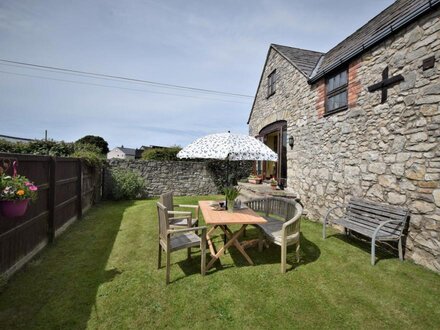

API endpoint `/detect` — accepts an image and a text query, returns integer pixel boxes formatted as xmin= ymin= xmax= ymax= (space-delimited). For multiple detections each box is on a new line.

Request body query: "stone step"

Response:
xmin=238 ymin=182 xmax=299 ymax=202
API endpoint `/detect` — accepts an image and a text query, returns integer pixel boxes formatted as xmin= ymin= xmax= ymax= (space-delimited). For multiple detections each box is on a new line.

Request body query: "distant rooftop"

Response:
xmin=0 ymin=134 xmax=34 ymax=143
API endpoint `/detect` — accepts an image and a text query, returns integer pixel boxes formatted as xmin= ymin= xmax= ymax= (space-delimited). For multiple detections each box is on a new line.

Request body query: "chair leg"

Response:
xmin=157 ymin=243 xmax=162 ymax=269
xmin=201 ymin=240 xmax=206 ymax=276
xmin=166 ymin=249 xmax=171 ymax=285
xmin=296 ymin=243 xmax=300 ymax=263
xmin=398 ymin=238 xmax=403 ymax=261
xmin=258 ymin=230 xmax=264 ymax=252
xmin=187 ymin=247 xmax=192 ymax=260
xmin=281 ymin=243 xmax=287 ymax=273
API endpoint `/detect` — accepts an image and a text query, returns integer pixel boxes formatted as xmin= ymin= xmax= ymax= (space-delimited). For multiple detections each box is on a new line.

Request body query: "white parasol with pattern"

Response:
xmin=177 ymin=132 xmax=278 ymax=161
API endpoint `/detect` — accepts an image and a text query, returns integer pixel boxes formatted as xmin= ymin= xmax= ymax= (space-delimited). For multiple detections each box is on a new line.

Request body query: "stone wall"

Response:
xmin=103 ymin=159 xmax=252 ymax=198
xmin=249 ymin=9 xmax=440 ymax=271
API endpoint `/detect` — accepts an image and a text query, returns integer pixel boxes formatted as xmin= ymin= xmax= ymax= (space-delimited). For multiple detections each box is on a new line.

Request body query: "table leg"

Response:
xmin=206 ymin=225 xmax=218 ymax=258
xmin=206 ymin=226 xmax=247 ymax=270
xmin=224 ymin=225 xmax=254 ymax=266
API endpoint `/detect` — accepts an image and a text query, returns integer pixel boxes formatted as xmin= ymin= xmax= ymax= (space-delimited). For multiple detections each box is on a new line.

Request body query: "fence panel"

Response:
xmin=0 ymin=153 xmax=101 ymax=276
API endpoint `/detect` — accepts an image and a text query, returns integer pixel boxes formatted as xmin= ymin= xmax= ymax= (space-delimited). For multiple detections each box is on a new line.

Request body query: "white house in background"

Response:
xmin=107 ymin=146 xmax=140 ymax=160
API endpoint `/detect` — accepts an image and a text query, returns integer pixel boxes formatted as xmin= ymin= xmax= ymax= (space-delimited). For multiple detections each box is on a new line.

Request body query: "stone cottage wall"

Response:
xmin=250 ymin=9 xmax=440 ymax=271
xmin=103 ymin=159 xmax=252 ymax=198
xmin=293 ymin=10 xmax=440 ymax=272
xmin=248 ymin=48 xmax=311 ymax=135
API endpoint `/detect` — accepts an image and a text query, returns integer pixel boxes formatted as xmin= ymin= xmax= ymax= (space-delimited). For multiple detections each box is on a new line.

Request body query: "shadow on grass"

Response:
xmin=0 ymin=201 xmax=133 ymax=329
xmin=327 ymin=232 xmax=398 ymax=264
xmin=200 ymin=226 xmax=321 ymax=273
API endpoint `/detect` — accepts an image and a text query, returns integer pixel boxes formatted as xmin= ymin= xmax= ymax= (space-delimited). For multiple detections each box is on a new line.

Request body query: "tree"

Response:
xmin=75 ymin=135 xmax=109 ymax=154
xmin=141 ymin=146 xmax=182 ymax=161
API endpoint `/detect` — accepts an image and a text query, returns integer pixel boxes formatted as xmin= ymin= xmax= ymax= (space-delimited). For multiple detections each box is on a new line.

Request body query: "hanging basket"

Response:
xmin=0 ymin=199 xmax=30 ymax=218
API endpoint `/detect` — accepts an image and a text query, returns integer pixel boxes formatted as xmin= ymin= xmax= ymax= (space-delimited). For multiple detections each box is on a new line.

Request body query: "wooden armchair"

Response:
xmin=159 ymin=192 xmax=199 ymax=228
xmin=157 ymin=202 xmax=206 ymax=284
xmin=245 ymin=197 xmax=303 ymax=273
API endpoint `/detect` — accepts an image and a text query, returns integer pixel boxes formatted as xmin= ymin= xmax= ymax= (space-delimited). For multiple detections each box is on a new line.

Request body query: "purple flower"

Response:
xmin=29 ymin=185 xmax=38 ymax=191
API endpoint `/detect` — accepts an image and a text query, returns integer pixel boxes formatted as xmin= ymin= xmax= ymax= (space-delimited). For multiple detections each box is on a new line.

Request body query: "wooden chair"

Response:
xmin=156 ymin=202 xmax=206 ymax=284
xmin=245 ymin=197 xmax=303 ymax=273
xmin=159 ymin=192 xmax=199 ymax=229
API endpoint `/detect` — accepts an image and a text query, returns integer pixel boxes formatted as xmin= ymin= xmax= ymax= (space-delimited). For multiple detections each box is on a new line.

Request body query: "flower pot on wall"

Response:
xmin=0 ymin=199 xmax=30 ymax=218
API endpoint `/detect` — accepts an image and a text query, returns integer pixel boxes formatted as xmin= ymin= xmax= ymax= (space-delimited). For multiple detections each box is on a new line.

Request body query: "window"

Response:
xmin=267 ymin=70 xmax=277 ymax=97
xmin=325 ymin=69 xmax=348 ymax=115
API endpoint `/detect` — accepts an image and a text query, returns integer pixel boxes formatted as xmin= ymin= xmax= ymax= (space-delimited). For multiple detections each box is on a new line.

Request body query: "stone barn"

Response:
xmin=248 ymin=0 xmax=440 ymax=271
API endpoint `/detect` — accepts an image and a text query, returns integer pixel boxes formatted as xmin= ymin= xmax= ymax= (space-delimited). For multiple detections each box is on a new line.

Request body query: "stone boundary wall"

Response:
xmin=103 ymin=159 xmax=252 ymax=198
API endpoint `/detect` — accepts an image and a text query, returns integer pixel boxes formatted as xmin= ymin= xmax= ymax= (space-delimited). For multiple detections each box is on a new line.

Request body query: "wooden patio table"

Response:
xmin=198 ymin=200 xmax=267 ymax=270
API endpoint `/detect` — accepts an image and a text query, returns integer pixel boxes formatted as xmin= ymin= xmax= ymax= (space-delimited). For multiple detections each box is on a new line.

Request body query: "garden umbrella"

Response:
xmin=177 ymin=132 xmax=278 ymax=162
xmin=177 ymin=132 xmax=277 ymax=190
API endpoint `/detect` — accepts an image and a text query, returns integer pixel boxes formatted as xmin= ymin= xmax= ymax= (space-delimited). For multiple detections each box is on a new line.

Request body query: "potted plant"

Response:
xmin=223 ymin=186 xmax=241 ymax=213
xmin=0 ymin=174 xmax=38 ymax=218
xmin=248 ymin=174 xmax=262 ymax=184
xmin=270 ymin=178 xmax=278 ymax=190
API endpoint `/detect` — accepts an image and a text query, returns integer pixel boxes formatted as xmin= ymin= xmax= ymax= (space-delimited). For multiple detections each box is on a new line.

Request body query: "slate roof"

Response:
xmin=119 ymin=147 xmax=137 ymax=156
xmin=248 ymin=0 xmax=439 ymax=124
xmin=309 ymin=0 xmax=440 ymax=82
xmin=271 ymin=44 xmax=323 ymax=77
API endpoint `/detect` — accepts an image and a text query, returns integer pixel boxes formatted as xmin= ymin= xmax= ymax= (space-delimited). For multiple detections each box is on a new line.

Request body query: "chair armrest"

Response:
xmin=372 ymin=219 xmax=405 ymax=240
xmin=174 ymin=205 xmax=199 ymax=220
xmin=323 ymin=204 xmax=345 ymax=239
xmin=175 ymin=204 xmax=199 ymax=209
xmin=324 ymin=205 xmax=346 ymax=225
xmin=168 ymin=210 xmax=192 ymax=216
xmin=282 ymin=211 xmax=302 ymax=231
xmin=168 ymin=226 xmax=207 ymax=235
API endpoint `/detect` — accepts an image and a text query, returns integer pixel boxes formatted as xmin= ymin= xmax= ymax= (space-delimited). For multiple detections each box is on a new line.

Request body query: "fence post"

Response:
xmin=77 ymin=159 xmax=83 ymax=219
xmin=48 ymin=157 xmax=57 ymax=243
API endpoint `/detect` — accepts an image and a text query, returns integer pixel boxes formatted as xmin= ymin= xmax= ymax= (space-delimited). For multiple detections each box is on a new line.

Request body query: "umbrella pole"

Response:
xmin=225 ymin=156 xmax=230 ymax=209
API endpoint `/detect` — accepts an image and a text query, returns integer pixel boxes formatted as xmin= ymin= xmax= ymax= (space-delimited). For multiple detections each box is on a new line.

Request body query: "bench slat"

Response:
xmin=335 ymin=218 xmax=400 ymax=239
xmin=346 ymin=208 xmax=405 ymax=231
xmin=350 ymin=198 xmax=407 ymax=216
xmin=348 ymin=204 xmax=406 ymax=221
xmin=344 ymin=216 xmax=402 ymax=236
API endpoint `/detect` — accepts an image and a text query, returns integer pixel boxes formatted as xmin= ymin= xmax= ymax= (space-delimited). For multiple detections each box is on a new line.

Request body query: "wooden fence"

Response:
xmin=0 ymin=153 xmax=101 ymax=277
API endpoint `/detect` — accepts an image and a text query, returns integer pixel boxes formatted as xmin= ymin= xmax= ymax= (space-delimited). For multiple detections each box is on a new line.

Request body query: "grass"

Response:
xmin=0 ymin=196 xmax=439 ymax=329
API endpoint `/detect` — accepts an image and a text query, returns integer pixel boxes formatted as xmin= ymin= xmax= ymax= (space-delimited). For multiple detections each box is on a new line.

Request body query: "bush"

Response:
xmin=72 ymin=143 xmax=105 ymax=167
xmin=0 ymin=139 xmax=74 ymax=156
xmin=110 ymin=168 xmax=145 ymax=200
xmin=141 ymin=147 xmax=181 ymax=161
xmin=75 ymin=135 xmax=109 ymax=154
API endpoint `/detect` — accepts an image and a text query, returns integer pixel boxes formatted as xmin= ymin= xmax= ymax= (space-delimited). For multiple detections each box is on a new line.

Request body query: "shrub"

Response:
xmin=110 ymin=169 xmax=145 ymax=200
xmin=75 ymin=135 xmax=109 ymax=154
xmin=141 ymin=146 xmax=181 ymax=161
xmin=72 ymin=143 xmax=105 ymax=167
xmin=0 ymin=139 xmax=74 ymax=156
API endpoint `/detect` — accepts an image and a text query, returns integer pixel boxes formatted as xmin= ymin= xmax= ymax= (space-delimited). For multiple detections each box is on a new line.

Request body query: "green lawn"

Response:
xmin=0 ymin=196 xmax=439 ymax=329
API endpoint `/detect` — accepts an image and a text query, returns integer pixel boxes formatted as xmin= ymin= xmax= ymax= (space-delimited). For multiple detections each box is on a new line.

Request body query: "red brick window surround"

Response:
xmin=267 ymin=69 xmax=277 ymax=98
xmin=325 ymin=69 xmax=348 ymax=116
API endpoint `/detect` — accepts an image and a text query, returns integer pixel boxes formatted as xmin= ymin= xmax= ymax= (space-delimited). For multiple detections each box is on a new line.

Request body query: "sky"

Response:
xmin=0 ymin=0 xmax=394 ymax=149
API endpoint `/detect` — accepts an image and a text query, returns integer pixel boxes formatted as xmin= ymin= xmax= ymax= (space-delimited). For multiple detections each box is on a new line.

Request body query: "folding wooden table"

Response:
xmin=198 ymin=200 xmax=267 ymax=270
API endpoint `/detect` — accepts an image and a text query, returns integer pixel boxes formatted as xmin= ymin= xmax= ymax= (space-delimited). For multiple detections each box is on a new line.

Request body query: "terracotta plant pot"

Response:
xmin=0 ymin=199 xmax=30 ymax=218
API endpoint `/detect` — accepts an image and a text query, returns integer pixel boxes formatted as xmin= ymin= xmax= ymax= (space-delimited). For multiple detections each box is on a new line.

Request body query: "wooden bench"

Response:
xmin=245 ymin=197 xmax=303 ymax=273
xmin=323 ymin=198 xmax=409 ymax=265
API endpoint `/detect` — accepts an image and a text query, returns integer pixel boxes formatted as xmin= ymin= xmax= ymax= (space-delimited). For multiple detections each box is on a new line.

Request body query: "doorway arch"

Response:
xmin=256 ymin=120 xmax=287 ymax=185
